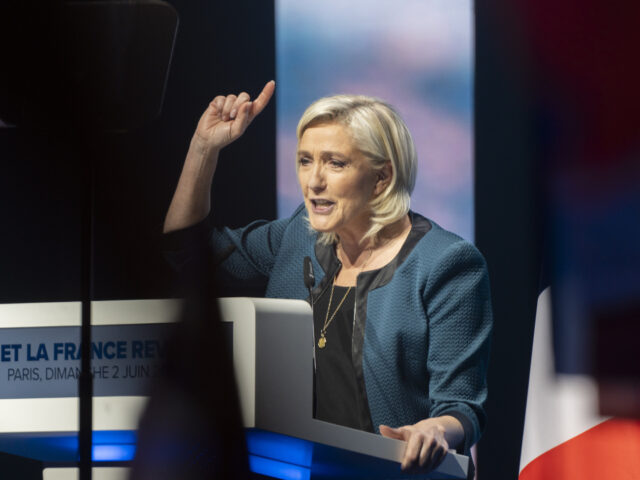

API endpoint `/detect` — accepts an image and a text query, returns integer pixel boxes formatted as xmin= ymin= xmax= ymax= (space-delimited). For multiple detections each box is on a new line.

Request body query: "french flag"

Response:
xmin=518 ymin=287 xmax=640 ymax=479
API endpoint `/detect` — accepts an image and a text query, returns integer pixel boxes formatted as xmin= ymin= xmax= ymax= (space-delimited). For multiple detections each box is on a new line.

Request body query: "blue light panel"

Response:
xmin=92 ymin=444 xmax=136 ymax=462
xmin=0 ymin=431 xmax=137 ymax=462
xmin=249 ymin=455 xmax=310 ymax=480
xmin=246 ymin=430 xmax=313 ymax=467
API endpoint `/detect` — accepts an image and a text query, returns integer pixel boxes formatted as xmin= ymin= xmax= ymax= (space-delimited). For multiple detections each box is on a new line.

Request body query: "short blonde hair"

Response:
xmin=296 ymin=95 xmax=417 ymax=245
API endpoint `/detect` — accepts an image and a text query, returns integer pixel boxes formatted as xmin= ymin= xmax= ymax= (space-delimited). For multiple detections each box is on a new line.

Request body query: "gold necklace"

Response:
xmin=317 ymin=247 xmax=373 ymax=349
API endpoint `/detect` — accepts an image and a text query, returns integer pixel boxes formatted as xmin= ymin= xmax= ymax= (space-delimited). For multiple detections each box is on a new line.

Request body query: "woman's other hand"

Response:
xmin=193 ymin=80 xmax=275 ymax=153
xmin=379 ymin=415 xmax=463 ymax=473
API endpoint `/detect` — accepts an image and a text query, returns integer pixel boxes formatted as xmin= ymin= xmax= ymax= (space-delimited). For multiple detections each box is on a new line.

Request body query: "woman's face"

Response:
xmin=297 ymin=123 xmax=381 ymax=241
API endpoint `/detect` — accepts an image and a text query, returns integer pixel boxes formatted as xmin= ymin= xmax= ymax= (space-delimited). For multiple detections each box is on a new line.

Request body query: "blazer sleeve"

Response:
xmin=424 ymin=239 xmax=493 ymax=453
xmin=164 ymin=204 xmax=306 ymax=292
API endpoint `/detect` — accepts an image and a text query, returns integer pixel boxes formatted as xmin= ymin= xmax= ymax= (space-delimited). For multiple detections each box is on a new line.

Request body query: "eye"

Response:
xmin=329 ymin=159 xmax=346 ymax=168
xmin=298 ymin=156 xmax=312 ymax=166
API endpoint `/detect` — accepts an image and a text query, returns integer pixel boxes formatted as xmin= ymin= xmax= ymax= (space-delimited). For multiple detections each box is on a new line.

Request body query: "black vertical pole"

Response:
xmin=474 ymin=2 xmax=540 ymax=479
xmin=79 ymin=146 xmax=94 ymax=480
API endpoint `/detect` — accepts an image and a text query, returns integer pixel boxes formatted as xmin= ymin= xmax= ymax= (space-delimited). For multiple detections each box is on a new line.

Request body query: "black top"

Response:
xmin=313 ymin=284 xmax=374 ymax=432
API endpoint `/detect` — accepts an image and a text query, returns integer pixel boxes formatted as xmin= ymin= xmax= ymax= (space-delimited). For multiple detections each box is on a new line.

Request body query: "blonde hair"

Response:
xmin=296 ymin=95 xmax=417 ymax=245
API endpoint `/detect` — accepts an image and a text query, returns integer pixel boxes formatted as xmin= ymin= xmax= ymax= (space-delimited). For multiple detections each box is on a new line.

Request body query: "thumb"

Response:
xmin=379 ymin=425 xmax=405 ymax=440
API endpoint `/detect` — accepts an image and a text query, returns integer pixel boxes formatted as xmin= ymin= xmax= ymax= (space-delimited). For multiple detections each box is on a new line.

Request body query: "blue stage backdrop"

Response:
xmin=276 ymin=0 xmax=474 ymax=241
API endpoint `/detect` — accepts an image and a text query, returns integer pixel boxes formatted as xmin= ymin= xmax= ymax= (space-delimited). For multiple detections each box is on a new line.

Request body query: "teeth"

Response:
xmin=314 ymin=199 xmax=332 ymax=206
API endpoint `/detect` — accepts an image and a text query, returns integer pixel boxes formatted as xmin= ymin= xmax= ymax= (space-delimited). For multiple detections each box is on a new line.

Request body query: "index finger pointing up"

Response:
xmin=249 ymin=80 xmax=276 ymax=119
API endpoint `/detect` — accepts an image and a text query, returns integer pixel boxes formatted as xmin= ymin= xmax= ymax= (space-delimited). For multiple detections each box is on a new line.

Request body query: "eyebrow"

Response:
xmin=296 ymin=150 xmax=349 ymax=160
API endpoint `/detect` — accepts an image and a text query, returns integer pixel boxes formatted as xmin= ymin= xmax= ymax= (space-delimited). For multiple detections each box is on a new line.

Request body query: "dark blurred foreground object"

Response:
xmin=63 ymin=0 xmax=179 ymax=131
xmin=1 ymin=0 xmax=178 ymax=131
xmin=130 ymin=305 xmax=250 ymax=480
xmin=131 ymin=234 xmax=250 ymax=480
xmin=517 ymin=1 xmax=640 ymax=417
xmin=62 ymin=3 xmax=179 ymax=479
xmin=1 ymin=2 xmax=178 ymax=478
xmin=476 ymin=1 xmax=640 ymax=479
xmin=0 ymin=453 xmax=42 ymax=480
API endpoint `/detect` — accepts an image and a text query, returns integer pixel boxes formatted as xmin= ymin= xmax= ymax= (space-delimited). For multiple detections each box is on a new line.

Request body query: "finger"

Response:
xmin=379 ymin=425 xmax=404 ymax=440
xmin=430 ymin=442 xmax=449 ymax=470
xmin=211 ymin=95 xmax=225 ymax=113
xmin=422 ymin=439 xmax=447 ymax=472
xmin=229 ymin=100 xmax=252 ymax=138
xmin=230 ymin=92 xmax=250 ymax=120
xmin=222 ymin=94 xmax=237 ymax=121
xmin=249 ymin=80 xmax=275 ymax=120
xmin=401 ymin=433 xmax=422 ymax=471
xmin=418 ymin=438 xmax=432 ymax=468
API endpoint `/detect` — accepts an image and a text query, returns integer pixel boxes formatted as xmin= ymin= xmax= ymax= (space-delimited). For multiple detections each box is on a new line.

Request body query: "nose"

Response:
xmin=308 ymin=161 xmax=326 ymax=192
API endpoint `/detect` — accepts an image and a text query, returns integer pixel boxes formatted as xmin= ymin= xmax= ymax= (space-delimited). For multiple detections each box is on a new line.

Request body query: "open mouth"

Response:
xmin=311 ymin=199 xmax=335 ymax=213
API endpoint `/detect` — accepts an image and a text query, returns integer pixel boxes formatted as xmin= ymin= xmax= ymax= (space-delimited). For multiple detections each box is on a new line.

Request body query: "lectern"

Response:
xmin=0 ymin=299 xmax=472 ymax=479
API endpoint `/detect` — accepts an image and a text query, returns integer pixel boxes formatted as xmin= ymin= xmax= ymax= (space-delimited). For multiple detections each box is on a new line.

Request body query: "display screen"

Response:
xmin=276 ymin=0 xmax=474 ymax=241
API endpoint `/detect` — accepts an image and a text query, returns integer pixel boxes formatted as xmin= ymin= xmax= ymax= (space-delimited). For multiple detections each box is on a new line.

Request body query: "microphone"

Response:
xmin=304 ymin=256 xmax=318 ymax=378
xmin=303 ymin=256 xmax=315 ymax=307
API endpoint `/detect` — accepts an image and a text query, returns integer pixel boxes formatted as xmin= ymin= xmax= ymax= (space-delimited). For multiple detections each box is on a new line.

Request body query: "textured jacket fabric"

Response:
xmin=165 ymin=204 xmax=492 ymax=453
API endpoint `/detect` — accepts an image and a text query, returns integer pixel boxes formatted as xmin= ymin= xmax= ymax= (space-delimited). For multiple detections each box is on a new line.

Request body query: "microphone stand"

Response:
xmin=79 ymin=141 xmax=95 ymax=480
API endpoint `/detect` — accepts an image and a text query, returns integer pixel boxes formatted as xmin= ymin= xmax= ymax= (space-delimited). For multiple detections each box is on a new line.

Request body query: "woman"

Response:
xmin=164 ymin=81 xmax=492 ymax=473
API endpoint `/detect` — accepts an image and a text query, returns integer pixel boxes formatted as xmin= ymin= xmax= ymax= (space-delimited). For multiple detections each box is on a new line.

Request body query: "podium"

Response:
xmin=0 ymin=299 xmax=472 ymax=479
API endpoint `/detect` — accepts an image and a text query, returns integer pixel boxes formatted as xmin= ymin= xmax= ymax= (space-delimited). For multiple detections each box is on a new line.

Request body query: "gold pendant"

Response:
xmin=318 ymin=335 xmax=326 ymax=349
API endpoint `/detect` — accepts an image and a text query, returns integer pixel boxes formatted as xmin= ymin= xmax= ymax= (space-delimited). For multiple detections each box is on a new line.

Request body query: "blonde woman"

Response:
xmin=164 ymin=81 xmax=492 ymax=473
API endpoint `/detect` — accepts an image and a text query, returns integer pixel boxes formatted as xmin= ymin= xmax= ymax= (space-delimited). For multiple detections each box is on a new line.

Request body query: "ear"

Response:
xmin=373 ymin=161 xmax=392 ymax=196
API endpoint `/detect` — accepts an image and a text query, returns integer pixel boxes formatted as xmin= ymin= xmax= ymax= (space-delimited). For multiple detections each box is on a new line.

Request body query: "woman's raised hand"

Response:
xmin=192 ymin=80 xmax=275 ymax=152
xmin=163 ymin=80 xmax=275 ymax=233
